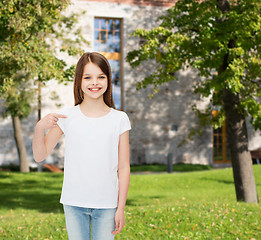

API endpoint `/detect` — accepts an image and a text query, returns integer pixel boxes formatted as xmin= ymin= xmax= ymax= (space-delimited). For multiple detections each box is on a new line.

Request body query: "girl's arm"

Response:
xmin=32 ymin=113 xmax=66 ymax=162
xmin=112 ymin=130 xmax=130 ymax=235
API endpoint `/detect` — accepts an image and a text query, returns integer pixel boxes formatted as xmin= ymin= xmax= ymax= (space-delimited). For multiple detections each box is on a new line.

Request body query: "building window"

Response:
xmin=212 ymin=119 xmax=231 ymax=163
xmin=94 ymin=18 xmax=122 ymax=109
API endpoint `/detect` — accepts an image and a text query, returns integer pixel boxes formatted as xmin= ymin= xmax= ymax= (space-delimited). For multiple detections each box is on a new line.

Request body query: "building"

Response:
xmin=0 ymin=0 xmax=260 ymax=168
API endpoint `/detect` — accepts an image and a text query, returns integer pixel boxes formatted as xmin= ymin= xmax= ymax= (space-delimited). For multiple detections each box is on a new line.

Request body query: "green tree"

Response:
xmin=0 ymin=0 xmax=86 ymax=172
xmin=127 ymin=0 xmax=261 ymax=203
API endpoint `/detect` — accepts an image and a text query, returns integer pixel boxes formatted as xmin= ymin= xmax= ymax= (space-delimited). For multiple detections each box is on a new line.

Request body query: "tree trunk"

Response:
xmin=12 ymin=115 xmax=30 ymax=173
xmin=216 ymin=0 xmax=258 ymax=203
xmin=38 ymin=81 xmax=41 ymax=122
xmin=222 ymin=89 xmax=258 ymax=202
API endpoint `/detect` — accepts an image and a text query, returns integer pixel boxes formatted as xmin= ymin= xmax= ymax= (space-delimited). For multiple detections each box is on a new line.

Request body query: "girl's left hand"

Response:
xmin=112 ymin=208 xmax=125 ymax=235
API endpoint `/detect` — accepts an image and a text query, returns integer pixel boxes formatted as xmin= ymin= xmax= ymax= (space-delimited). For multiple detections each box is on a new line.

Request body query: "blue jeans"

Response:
xmin=63 ymin=205 xmax=116 ymax=240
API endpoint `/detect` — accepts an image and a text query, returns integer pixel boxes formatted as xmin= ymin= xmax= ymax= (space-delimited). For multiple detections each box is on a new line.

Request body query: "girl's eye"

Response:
xmin=83 ymin=76 xmax=106 ymax=80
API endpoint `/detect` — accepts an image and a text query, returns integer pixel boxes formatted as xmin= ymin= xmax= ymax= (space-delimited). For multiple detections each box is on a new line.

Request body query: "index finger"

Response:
xmin=54 ymin=114 xmax=67 ymax=118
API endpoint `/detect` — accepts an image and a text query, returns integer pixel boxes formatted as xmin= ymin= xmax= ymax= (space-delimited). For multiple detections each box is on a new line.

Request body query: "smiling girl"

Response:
xmin=32 ymin=52 xmax=131 ymax=240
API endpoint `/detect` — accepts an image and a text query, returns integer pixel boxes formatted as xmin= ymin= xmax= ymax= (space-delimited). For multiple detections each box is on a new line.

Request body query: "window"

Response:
xmin=213 ymin=119 xmax=231 ymax=162
xmin=94 ymin=18 xmax=122 ymax=109
xmin=212 ymin=92 xmax=231 ymax=163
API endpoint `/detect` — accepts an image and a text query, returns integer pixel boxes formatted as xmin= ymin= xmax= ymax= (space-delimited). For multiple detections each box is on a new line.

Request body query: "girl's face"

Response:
xmin=81 ymin=62 xmax=108 ymax=101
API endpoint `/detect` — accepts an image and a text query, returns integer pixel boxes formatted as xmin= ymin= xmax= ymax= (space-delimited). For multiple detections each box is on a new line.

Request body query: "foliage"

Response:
xmin=127 ymin=0 xmax=261 ymax=131
xmin=0 ymin=0 xmax=87 ymax=118
xmin=0 ymin=166 xmax=260 ymax=239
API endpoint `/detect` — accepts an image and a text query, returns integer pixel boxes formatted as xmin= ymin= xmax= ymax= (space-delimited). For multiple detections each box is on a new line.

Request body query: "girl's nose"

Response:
xmin=92 ymin=78 xmax=98 ymax=85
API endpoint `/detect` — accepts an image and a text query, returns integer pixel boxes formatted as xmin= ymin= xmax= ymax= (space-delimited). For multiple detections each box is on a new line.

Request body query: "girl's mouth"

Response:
xmin=88 ymin=88 xmax=102 ymax=92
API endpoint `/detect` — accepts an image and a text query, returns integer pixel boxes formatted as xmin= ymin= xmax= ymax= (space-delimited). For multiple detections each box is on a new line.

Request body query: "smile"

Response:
xmin=88 ymin=88 xmax=102 ymax=92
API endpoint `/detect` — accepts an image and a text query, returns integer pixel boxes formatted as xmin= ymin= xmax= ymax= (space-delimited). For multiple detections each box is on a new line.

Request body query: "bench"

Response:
xmin=43 ymin=164 xmax=63 ymax=173
xmin=250 ymin=149 xmax=261 ymax=165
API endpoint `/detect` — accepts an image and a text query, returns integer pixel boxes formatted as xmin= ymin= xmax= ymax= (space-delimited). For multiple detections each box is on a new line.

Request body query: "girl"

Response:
xmin=33 ymin=52 xmax=131 ymax=240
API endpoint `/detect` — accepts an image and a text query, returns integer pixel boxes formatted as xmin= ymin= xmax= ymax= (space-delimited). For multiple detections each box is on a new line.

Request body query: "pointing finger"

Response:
xmin=54 ymin=114 xmax=67 ymax=118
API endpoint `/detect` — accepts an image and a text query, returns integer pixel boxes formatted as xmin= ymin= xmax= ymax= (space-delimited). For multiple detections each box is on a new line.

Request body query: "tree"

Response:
xmin=127 ymin=0 xmax=261 ymax=203
xmin=0 ymin=0 xmax=86 ymax=172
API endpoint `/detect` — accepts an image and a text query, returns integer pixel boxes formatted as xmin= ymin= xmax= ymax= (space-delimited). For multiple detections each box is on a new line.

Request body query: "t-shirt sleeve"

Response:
xmin=57 ymin=109 xmax=68 ymax=134
xmin=120 ymin=112 xmax=131 ymax=135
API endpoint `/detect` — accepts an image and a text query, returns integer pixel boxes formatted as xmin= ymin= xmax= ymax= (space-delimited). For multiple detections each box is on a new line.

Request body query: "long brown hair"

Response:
xmin=73 ymin=52 xmax=115 ymax=108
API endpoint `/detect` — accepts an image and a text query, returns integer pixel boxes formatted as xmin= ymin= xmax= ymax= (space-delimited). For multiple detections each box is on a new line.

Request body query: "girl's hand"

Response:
xmin=112 ymin=208 xmax=125 ymax=235
xmin=37 ymin=113 xmax=67 ymax=131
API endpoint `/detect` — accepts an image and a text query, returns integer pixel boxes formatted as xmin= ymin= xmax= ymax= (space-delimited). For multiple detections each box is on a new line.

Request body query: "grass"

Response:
xmin=1 ymin=163 xmax=212 ymax=173
xmin=0 ymin=165 xmax=260 ymax=239
xmin=130 ymin=163 xmax=212 ymax=172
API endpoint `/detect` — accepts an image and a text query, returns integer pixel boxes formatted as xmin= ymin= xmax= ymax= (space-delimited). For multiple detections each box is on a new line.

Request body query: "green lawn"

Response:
xmin=0 ymin=165 xmax=260 ymax=240
xmin=130 ymin=163 xmax=212 ymax=173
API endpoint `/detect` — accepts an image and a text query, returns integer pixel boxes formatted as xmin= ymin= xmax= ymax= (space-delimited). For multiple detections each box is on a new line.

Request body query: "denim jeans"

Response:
xmin=63 ymin=204 xmax=116 ymax=240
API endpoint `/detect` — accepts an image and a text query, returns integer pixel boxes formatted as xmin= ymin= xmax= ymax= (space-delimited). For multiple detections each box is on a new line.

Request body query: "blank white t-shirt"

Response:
xmin=57 ymin=105 xmax=131 ymax=208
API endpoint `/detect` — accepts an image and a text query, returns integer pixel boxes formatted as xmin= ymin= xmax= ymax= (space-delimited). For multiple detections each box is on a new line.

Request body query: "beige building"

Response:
xmin=0 ymin=0 xmax=260 ymax=168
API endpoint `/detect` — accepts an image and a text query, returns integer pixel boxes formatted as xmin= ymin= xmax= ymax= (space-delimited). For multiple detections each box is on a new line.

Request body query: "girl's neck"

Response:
xmin=80 ymin=98 xmax=110 ymax=113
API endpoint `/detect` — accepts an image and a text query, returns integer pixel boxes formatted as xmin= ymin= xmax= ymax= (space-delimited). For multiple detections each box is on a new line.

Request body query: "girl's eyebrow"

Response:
xmin=83 ymin=73 xmax=105 ymax=76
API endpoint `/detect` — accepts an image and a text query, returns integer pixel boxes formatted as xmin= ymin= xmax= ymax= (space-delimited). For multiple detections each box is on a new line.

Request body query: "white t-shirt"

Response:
xmin=57 ymin=105 xmax=131 ymax=208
